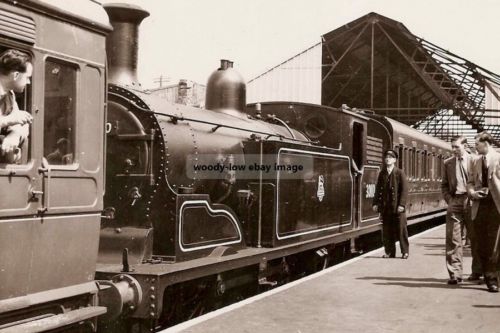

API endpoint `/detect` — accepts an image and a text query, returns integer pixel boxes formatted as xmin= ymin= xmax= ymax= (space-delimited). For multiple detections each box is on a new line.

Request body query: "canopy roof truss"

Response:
xmin=321 ymin=12 xmax=500 ymax=144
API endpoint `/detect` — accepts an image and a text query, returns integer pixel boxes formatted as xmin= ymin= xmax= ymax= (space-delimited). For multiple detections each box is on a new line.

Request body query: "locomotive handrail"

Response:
xmin=156 ymin=113 xmax=313 ymax=144
xmin=108 ymin=91 xmax=316 ymax=145
xmin=257 ymin=139 xmax=264 ymax=247
xmin=114 ymin=133 xmax=154 ymax=141
xmin=265 ymin=114 xmax=296 ymax=139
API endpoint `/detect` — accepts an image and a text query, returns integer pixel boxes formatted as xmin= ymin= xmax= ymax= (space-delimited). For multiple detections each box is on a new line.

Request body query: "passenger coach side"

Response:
xmin=0 ymin=1 xmax=111 ymax=331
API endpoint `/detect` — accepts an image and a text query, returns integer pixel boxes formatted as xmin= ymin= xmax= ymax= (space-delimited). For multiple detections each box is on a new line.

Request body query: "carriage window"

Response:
xmin=429 ymin=154 xmax=435 ymax=180
xmin=422 ymin=151 xmax=427 ymax=179
xmin=407 ymin=149 xmax=412 ymax=178
xmin=416 ymin=151 xmax=421 ymax=179
xmin=404 ymin=148 xmax=410 ymax=175
xmin=44 ymin=60 xmax=76 ymax=165
xmin=409 ymin=149 xmax=416 ymax=179
xmin=398 ymin=145 xmax=404 ymax=169
xmin=437 ymin=155 xmax=442 ymax=179
xmin=430 ymin=154 xmax=433 ymax=179
xmin=0 ymin=47 xmax=32 ymax=165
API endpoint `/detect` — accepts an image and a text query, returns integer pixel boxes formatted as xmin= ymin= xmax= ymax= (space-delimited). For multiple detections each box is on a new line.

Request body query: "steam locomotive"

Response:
xmin=0 ymin=1 xmax=450 ymax=332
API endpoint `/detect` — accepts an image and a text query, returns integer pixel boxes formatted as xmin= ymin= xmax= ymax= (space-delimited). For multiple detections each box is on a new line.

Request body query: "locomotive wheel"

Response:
xmin=159 ymin=277 xmax=214 ymax=327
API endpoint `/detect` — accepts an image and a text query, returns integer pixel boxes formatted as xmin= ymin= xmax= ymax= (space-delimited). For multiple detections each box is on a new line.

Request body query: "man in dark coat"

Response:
xmin=467 ymin=132 xmax=500 ymax=292
xmin=372 ymin=149 xmax=409 ymax=259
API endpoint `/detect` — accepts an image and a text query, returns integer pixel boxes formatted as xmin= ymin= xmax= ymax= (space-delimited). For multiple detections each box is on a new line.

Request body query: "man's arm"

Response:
xmin=0 ymin=110 xmax=32 ymax=128
xmin=372 ymin=171 xmax=383 ymax=211
xmin=1 ymin=123 xmax=28 ymax=156
xmin=398 ymin=169 xmax=409 ymax=208
xmin=441 ymin=161 xmax=451 ymax=204
xmin=467 ymin=158 xmax=483 ymax=200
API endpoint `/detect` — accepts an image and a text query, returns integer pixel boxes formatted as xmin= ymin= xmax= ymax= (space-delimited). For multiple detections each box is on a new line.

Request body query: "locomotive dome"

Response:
xmin=206 ymin=59 xmax=247 ymax=117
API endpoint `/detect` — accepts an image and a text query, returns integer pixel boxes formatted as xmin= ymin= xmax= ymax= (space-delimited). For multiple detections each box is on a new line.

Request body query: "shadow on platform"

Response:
xmin=424 ymin=253 xmax=473 ymax=257
xmin=472 ymin=305 xmax=500 ymax=308
xmin=415 ymin=243 xmax=445 ymax=249
xmin=357 ymin=276 xmax=486 ymax=291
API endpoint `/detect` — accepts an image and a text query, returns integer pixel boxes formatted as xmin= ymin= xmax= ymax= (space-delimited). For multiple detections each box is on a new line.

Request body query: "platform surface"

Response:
xmin=164 ymin=225 xmax=500 ymax=333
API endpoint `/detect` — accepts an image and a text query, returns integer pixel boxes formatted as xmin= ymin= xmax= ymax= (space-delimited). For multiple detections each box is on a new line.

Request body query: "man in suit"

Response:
xmin=467 ymin=131 xmax=500 ymax=292
xmin=372 ymin=149 xmax=409 ymax=259
xmin=441 ymin=136 xmax=480 ymax=284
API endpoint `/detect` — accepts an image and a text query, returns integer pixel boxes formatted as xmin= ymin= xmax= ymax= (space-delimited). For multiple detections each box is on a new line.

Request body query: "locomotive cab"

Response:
xmin=245 ymin=102 xmax=372 ymax=231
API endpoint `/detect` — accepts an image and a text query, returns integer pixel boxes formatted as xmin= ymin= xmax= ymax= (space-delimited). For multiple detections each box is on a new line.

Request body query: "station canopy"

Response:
xmin=321 ymin=12 xmax=500 ymax=145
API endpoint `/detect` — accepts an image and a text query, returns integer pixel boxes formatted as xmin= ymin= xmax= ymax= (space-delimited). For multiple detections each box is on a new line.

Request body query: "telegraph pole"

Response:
xmin=153 ymin=75 xmax=170 ymax=88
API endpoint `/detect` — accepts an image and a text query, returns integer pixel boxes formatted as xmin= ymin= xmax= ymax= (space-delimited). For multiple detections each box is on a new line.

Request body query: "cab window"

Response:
xmin=43 ymin=59 xmax=76 ymax=165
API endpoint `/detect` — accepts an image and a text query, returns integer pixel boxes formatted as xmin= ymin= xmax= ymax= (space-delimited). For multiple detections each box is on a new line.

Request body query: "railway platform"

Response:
xmin=163 ymin=224 xmax=500 ymax=333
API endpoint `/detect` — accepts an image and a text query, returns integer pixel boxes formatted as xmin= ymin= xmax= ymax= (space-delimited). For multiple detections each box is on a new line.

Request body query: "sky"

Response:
xmin=100 ymin=0 xmax=500 ymax=89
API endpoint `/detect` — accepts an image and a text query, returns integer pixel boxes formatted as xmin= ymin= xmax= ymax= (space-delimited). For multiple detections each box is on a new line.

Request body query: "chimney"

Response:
xmin=103 ymin=3 xmax=149 ymax=86
xmin=177 ymin=79 xmax=189 ymax=105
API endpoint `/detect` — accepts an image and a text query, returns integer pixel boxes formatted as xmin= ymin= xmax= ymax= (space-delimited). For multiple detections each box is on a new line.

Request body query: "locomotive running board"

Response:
xmin=0 ymin=306 xmax=107 ymax=333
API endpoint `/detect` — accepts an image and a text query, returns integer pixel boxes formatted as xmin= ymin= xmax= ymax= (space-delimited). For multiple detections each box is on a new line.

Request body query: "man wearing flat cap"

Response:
xmin=372 ymin=149 xmax=409 ymax=259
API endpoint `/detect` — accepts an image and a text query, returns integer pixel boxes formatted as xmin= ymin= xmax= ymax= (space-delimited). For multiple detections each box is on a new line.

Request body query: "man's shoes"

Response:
xmin=447 ymin=277 xmax=463 ymax=285
xmin=402 ymin=253 xmax=409 ymax=259
xmin=487 ymin=284 xmax=499 ymax=293
xmin=467 ymin=273 xmax=482 ymax=282
xmin=382 ymin=253 xmax=395 ymax=258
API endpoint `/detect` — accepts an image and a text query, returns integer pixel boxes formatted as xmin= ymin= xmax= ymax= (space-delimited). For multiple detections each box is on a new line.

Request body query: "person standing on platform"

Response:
xmin=467 ymin=131 xmax=500 ymax=293
xmin=372 ymin=149 xmax=409 ymax=259
xmin=441 ymin=136 xmax=481 ymax=285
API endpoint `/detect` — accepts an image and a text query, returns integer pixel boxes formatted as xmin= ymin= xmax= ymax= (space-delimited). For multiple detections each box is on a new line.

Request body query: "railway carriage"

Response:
xmin=0 ymin=0 xmax=109 ymax=331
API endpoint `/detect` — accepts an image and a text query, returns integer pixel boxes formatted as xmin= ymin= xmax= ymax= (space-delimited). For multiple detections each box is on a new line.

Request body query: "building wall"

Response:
xmin=246 ymin=42 xmax=322 ymax=104
xmin=148 ymin=80 xmax=206 ymax=108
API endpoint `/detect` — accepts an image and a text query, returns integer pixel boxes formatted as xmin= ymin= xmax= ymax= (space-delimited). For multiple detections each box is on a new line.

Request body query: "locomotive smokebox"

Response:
xmin=103 ymin=3 xmax=149 ymax=86
xmin=206 ymin=59 xmax=246 ymax=116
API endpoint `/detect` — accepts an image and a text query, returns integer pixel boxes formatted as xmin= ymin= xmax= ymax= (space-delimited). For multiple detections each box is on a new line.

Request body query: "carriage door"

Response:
xmin=40 ymin=59 xmax=105 ymax=213
xmin=0 ymin=45 xmax=38 ymax=300
xmin=352 ymin=121 xmax=365 ymax=228
xmin=26 ymin=58 xmax=105 ymax=292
